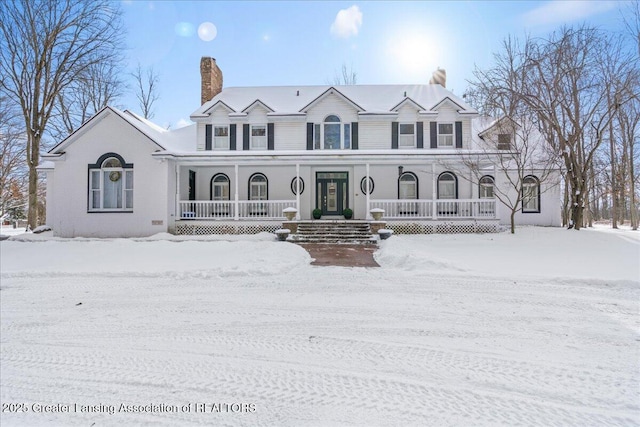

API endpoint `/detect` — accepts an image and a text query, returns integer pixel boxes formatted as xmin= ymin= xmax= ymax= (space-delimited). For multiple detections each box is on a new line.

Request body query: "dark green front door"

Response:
xmin=316 ymin=172 xmax=348 ymax=216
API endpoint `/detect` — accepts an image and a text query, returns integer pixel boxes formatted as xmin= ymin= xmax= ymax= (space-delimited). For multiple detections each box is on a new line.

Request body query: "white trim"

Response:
xmin=437 ymin=122 xmax=454 ymax=148
xmin=398 ymin=122 xmax=416 ymax=148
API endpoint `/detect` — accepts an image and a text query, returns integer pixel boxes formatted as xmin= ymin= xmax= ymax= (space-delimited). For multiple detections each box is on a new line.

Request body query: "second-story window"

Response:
xmin=214 ymin=126 xmax=229 ymax=149
xmin=438 ymin=123 xmax=454 ymax=147
xmin=322 ymin=115 xmax=350 ymax=150
xmin=251 ymin=125 xmax=267 ymax=149
xmin=399 ymin=123 xmax=416 ymax=148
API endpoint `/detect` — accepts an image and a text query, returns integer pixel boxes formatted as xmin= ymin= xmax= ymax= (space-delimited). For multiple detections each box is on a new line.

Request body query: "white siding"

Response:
xmin=305 ymin=93 xmax=358 ymax=123
xmin=397 ymin=104 xmax=418 ymax=123
xmin=359 ymin=122 xmax=392 ymax=149
xmin=276 ymin=122 xmax=306 ymax=150
xmin=47 ymin=111 xmax=170 ymax=237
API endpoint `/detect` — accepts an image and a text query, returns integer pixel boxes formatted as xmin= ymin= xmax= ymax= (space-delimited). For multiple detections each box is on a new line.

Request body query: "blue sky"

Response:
xmin=119 ymin=1 xmax=629 ymax=128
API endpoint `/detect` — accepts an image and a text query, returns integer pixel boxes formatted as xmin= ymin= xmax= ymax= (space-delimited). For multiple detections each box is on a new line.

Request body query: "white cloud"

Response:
xmin=521 ymin=1 xmax=618 ymax=27
xmin=330 ymin=5 xmax=362 ymax=39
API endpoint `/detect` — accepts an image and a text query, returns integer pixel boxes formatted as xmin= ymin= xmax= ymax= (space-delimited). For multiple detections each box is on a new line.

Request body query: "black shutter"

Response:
xmin=455 ymin=121 xmax=463 ymax=148
xmin=243 ymin=124 xmax=250 ymax=150
xmin=416 ymin=121 xmax=423 ymax=149
xmin=430 ymin=122 xmax=437 ymax=148
xmin=306 ymin=123 xmax=314 ymax=150
xmin=351 ymin=122 xmax=358 ymax=150
xmin=205 ymin=124 xmax=212 ymax=150
xmin=267 ymin=123 xmax=274 ymax=150
xmin=391 ymin=122 xmax=398 ymax=149
xmin=229 ymin=124 xmax=236 ymax=150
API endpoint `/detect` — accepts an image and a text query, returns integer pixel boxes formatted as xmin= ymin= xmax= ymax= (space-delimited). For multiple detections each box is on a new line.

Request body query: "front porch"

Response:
xmin=173 ymin=199 xmax=499 ymax=235
xmin=177 ymin=198 xmax=497 ymax=221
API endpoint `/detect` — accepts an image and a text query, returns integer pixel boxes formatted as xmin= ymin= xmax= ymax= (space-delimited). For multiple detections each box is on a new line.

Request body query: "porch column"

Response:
xmin=175 ymin=163 xmax=180 ymax=218
xmin=295 ymin=163 xmax=301 ymax=220
xmin=470 ymin=168 xmax=475 ymax=217
xmin=366 ymin=163 xmax=371 ymax=219
xmin=234 ymin=164 xmax=239 ymax=220
xmin=493 ymin=164 xmax=499 ymax=220
xmin=431 ymin=163 xmax=437 ymax=220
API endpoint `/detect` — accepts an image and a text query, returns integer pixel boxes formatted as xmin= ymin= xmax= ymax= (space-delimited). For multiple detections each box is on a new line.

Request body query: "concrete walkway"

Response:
xmin=297 ymin=243 xmax=380 ymax=267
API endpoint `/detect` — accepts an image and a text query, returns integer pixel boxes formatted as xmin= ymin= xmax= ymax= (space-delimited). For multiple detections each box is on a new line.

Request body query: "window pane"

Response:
xmin=439 ymin=123 xmax=453 ymax=134
xmin=325 ymin=115 xmax=340 ymax=123
xmin=314 ymin=124 xmax=320 ymax=149
xmin=498 ymin=134 xmax=511 ymax=150
xmin=214 ymin=126 xmax=228 ymax=137
xmin=344 ymin=124 xmax=350 ymax=149
xmin=251 ymin=126 xmax=266 ymax=136
xmin=251 ymin=125 xmax=267 ymax=149
xmin=400 ymin=124 xmax=414 ymax=135
xmin=439 ymin=182 xmax=455 ymax=199
xmin=103 ymin=171 xmax=122 ymax=208
xmin=324 ymin=123 xmax=340 ymax=149
xmin=400 ymin=182 xmax=416 ymax=199
xmin=125 ymin=170 xmax=133 ymax=190
xmin=91 ymin=170 xmax=100 ymax=189
xmin=92 ymin=190 xmax=100 ymax=209
xmin=102 ymin=157 xmax=121 ymax=168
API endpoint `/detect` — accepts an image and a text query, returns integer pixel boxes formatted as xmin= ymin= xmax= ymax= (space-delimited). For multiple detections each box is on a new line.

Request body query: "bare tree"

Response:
xmin=0 ymin=0 xmax=125 ymax=229
xmin=133 ymin=63 xmax=160 ymax=120
xmin=497 ymin=27 xmax=636 ymax=230
xmin=331 ymin=63 xmax=358 ymax=85
xmin=48 ymin=58 xmax=125 ymax=141
xmin=0 ymin=95 xmax=27 ymax=220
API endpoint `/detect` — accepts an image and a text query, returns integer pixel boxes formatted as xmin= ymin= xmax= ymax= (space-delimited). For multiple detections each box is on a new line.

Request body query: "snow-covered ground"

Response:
xmin=1 ymin=226 xmax=638 ymax=426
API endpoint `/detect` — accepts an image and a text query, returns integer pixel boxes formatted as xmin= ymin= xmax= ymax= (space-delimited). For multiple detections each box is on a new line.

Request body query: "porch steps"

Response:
xmin=290 ymin=221 xmax=377 ymax=244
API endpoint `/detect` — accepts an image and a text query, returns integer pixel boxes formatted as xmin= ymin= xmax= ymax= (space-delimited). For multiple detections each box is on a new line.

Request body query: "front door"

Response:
xmin=316 ymin=172 xmax=348 ymax=216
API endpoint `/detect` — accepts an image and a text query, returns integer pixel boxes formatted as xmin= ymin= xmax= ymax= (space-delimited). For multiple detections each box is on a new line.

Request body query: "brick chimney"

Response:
xmin=429 ymin=68 xmax=446 ymax=88
xmin=200 ymin=57 xmax=223 ymax=105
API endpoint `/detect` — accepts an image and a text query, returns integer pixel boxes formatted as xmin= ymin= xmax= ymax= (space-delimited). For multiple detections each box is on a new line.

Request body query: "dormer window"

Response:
xmin=251 ymin=125 xmax=267 ymax=149
xmin=498 ymin=134 xmax=512 ymax=150
xmin=399 ymin=123 xmax=416 ymax=148
xmin=214 ymin=126 xmax=229 ymax=149
xmin=438 ymin=123 xmax=454 ymax=147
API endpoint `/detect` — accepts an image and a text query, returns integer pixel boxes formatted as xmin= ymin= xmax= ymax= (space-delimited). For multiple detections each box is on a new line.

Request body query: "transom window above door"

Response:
xmin=315 ymin=115 xmax=351 ymax=150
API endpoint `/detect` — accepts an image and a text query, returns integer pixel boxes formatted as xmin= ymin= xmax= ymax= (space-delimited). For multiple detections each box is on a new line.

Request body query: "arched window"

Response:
xmin=522 ymin=175 xmax=540 ymax=213
xmin=322 ymin=115 xmax=351 ymax=150
xmin=398 ymin=172 xmax=418 ymax=199
xmin=210 ymin=174 xmax=230 ymax=201
xmin=479 ymin=175 xmax=495 ymax=199
xmin=437 ymin=172 xmax=457 ymax=199
xmin=249 ymin=173 xmax=268 ymax=201
xmin=88 ymin=153 xmax=133 ymax=212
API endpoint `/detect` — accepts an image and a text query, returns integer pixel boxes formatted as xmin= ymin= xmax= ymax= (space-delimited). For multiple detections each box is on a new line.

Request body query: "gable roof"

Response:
xmin=390 ymin=97 xmax=426 ymax=112
xmin=298 ymin=86 xmax=364 ymax=113
xmin=47 ymin=106 xmax=167 ymax=154
xmin=46 ymin=106 xmax=195 ymax=156
xmin=191 ymin=84 xmax=477 ymax=118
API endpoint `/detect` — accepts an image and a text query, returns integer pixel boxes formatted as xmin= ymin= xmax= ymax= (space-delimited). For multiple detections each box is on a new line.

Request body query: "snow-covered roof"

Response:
xmin=192 ymin=84 xmax=477 ymax=118
xmin=46 ymin=106 xmax=196 ymax=156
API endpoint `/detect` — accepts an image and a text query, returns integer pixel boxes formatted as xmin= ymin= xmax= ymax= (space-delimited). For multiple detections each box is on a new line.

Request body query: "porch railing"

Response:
xmin=179 ymin=200 xmax=297 ymax=220
xmin=369 ymin=199 xmax=496 ymax=219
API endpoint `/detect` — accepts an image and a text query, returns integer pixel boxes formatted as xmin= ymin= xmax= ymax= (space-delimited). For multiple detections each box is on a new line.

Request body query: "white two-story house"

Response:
xmin=40 ymin=57 xmax=560 ymax=237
